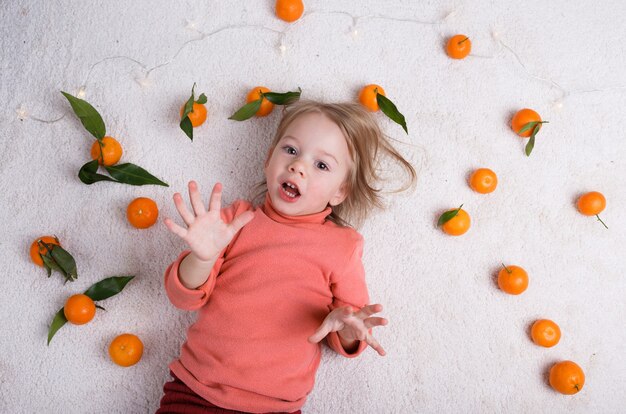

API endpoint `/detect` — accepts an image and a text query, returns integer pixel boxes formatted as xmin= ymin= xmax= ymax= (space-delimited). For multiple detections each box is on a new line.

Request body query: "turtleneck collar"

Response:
xmin=261 ymin=193 xmax=332 ymax=225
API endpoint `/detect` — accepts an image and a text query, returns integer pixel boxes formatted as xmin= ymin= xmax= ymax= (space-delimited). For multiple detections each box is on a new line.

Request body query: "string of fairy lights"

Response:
xmin=15 ymin=7 xmax=625 ymax=122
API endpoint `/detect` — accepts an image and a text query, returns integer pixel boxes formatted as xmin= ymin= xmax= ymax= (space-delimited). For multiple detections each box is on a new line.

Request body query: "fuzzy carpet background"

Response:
xmin=1 ymin=1 xmax=625 ymax=413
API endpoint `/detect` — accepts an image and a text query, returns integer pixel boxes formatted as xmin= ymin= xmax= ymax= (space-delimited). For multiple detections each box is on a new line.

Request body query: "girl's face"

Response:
xmin=264 ymin=112 xmax=352 ymax=217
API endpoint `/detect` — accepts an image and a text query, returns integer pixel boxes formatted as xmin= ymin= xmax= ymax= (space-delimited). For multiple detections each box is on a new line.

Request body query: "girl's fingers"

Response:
xmin=173 ymin=193 xmax=195 ymax=226
xmin=354 ymin=304 xmax=383 ymax=320
xmin=309 ymin=310 xmax=346 ymax=343
xmin=364 ymin=317 xmax=388 ymax=329
xmin=208 ymin=182 xmax=223 ymax=212
xmin=308 ymin=323 xmax=331 ymax=344
xmin=188 ymin=181 xmax=207 ymax=216
xmin=365 ymin=333 xmax=386 ymax=356
xmin=163 ymin=218 xmax=188 ymax=239
xmin=229 ymin=211 xmax=255 ymax=233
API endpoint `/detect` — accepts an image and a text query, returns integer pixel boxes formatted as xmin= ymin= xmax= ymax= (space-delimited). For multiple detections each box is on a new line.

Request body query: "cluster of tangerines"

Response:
xmin=30 ymin=237 xmax=142 ymax=367
xmin=28 ymin=91 xmax=177 ymax=367
xmin=429 ymin=33 xmax=612 ymax=395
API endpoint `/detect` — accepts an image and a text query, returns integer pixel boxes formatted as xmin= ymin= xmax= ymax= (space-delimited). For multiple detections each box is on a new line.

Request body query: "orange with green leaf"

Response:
xmin=61 ymin=91 xmax=168 ymax=187
xmin=437 ymin=204 xmax=470 ymax=236
xmin=47 ymin=276 xmax=134 ymax=344
xmin=358 ymin=84 xmax=408 ymax=134
xmin=229 ymin=87 xmax=301 ymax=121
xmin=30 ymin=235 xmax=78 ymax=282
xmin=180 ymin=83 xmax=208 ymax=140
xmin=246 ymin=86 xmax=274 ymax=117
xmin=511 ymin=108 xmax=548 ymax=156
xmin=90 ymin=136 xmax=123 ymax=166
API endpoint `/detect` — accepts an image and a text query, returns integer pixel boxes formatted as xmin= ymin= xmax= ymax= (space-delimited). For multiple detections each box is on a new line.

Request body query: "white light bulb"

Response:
xmin=16 ymin=106 xmax=28 ymax=120
xmin=279 ymin=44 xmax=286 ymax=54
xmin=185 ymin=19 xmax=197 ymax=30
xmin=136 ymin=75 xmax=152 ymax=87
xmin=77 ymin=87 xmax=86 ymax=98
xmin=352 ymin=28 xmax=358 ymax=37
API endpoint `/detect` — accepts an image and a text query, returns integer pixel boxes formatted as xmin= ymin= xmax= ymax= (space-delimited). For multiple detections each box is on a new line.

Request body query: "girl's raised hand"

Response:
xmin=163 ymin=181 xmax=254 ymax=262
xmin=308 ymin=304 xmax=388 ymax=356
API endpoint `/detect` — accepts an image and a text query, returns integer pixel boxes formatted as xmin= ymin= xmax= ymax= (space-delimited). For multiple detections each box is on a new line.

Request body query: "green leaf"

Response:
xmin=41 ymin=251 xmax=71 ymax=281
xmin=437 ymin=204 xmax=464 ymax=226
xmin=229 ymin=99 xmax=263 ymax=121
xmin=180 ymin=116 xmax=193 ymax=140
xmin=517 ymin=121 xmax=540 ymax=136
xmin=181 ymin=95 xmax=194 ymax=121
xmin=38 ymin=240 xmax=66 ymax=280
xmin=60 ymin=91 xmax=106 ymax=140
xmin=196 ymin=93 xmax=207 ymax=105
xmin=83 ymin=276 xmax=135 ymax=301
xmin=79 ymin=160 xmax=119 ymax=184
xmin=47 ymin=308 xmax=67 ymax=345
xmin=263 ymin=88 xmax=302 ymax=105
xmin=41 ymin=253 xmax=61 ymax=277
xmin=377 ymin=93 xmax=408 ymax=134
xmin=525 ymin=127 xmax=539 ymax=156
xmin=49 ymin=245 xmax=78 ymax=282
xmin=104 ymin=163 xmax=169 ymax=186
xmin=180 ymin=83 xmax=197 ymax=121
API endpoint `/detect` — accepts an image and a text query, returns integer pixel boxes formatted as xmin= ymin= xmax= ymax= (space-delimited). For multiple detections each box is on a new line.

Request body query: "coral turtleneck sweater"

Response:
xmin=164 ymin=194 xmax=370 ymax=413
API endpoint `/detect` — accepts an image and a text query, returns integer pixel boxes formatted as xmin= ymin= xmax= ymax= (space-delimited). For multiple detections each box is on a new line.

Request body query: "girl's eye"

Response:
xmin=284 ymin=146 xmax=297 ymax=155
xmin=316 ymin=161 xmax=328 ymax=171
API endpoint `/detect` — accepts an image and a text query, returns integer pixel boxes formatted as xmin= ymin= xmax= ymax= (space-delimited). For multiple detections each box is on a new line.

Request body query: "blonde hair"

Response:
xmin=253 ymin=99 xmax=417 ymax=228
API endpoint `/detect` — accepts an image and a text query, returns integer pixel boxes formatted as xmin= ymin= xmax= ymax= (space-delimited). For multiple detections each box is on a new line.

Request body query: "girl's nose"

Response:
xmin=288 ymin=160 xmax=306 ymax=177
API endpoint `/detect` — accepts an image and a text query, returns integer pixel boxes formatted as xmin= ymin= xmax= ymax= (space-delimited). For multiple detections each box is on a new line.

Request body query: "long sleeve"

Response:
xmin=163 ymin=199 xmax=253 ymax=311
xmin=326 ymin=234 xmax=370 ymax=357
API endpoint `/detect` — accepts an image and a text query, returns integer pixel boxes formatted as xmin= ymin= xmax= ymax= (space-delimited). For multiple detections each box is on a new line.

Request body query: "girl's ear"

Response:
xmin=329 ymin=182 xmax=349 ymax=207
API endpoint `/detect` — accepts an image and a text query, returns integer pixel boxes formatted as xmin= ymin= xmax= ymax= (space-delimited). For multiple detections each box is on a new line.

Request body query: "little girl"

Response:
xmin=157 ymin=100 xmax=416 ymax=414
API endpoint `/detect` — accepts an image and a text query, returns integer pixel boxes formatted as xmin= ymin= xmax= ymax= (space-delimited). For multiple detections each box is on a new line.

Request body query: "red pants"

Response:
xmin=156 ymin=372 xmax=302 ymax=414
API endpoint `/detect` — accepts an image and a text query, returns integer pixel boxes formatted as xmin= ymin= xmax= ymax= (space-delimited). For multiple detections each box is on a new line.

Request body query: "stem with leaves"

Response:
xmin=47 ymin=276 xmax=135 ymax=345
xmin=229 ymin=88 xmax=302 ymax=121
xmin=180 ymin=83 xmax=207 ymax=140
xmin=61 ymin=91 xmax=169 ymax=186
xmin=38 ymin=238 xmax=78 ymax=283
xmin=518 ymin=121 xmax=549 ymax=156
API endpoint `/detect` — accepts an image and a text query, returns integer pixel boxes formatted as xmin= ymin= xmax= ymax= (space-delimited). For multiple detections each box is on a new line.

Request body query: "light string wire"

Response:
xmin=16 ymin=8 xmax=625 ymax=122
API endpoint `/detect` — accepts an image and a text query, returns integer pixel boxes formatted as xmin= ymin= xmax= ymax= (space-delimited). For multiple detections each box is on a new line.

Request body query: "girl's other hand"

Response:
xmin=163 ymin=181 xmax=254 ymax=262
xmin=308 ymin=304 xmax=388 ymax=356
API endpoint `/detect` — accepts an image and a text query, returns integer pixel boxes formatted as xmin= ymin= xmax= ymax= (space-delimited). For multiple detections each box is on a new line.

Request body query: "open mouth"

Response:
xmin=280 ymin=181 xmax=301 ymax=201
